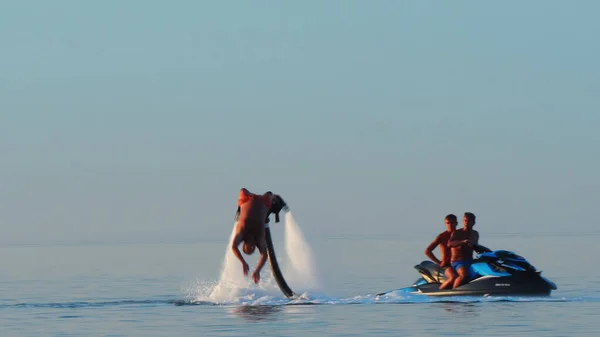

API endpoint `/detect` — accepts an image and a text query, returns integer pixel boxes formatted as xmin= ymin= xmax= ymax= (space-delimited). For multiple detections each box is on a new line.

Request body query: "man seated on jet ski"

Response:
xmin=231 ymin=188 xmax=288 ymax=284
xmin=424 ymin=214 xmax=458 ymax=289
xmin=448 ymin=212 xmax=480 ymax=289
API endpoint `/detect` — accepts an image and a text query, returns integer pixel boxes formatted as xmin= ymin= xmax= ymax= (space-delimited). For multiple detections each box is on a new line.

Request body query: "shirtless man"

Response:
xmin=448 ymin=212 xmax=479 ymax=289
xmin=425 ymin=214 xmax=458 ymax=289
xmin=231 ymin=188 xmax=286 ymax=284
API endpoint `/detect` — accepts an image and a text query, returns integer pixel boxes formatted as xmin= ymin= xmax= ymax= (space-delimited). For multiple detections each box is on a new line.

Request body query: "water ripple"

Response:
xmin=2 ymin=293 xmax=597 ymax=310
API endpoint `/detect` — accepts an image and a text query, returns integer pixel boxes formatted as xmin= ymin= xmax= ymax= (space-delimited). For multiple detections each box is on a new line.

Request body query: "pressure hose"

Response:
xmin=265 ymin=196 xmax=295 ymax=298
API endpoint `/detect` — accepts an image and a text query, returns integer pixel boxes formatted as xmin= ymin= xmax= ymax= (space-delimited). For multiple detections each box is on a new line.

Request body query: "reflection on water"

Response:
xmin=436 ymin=302 xmax=479 ymax=316
xmin=229 ymin=305 xmax=284 ymax=322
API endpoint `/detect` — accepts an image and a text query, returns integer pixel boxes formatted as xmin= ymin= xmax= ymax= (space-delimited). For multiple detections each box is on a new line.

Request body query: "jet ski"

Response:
xmin=377 ymin=244 xmax=557 ymax=297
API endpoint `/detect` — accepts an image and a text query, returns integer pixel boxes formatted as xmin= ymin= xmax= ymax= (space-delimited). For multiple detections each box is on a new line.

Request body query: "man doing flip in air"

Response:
xmin=231 ymin=188 xmax=287 ymax=284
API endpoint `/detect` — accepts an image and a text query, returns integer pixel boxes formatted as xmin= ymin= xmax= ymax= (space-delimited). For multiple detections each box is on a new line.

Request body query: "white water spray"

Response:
xmin=201 ymin=223 xmax=279 ymax=304
xmin=283 ymin=211 xmax=322 ymax=292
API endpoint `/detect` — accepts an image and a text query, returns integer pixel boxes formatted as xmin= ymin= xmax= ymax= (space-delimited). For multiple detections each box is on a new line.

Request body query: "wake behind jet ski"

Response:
xmin=377 ymin=244 xmax=557 ymax=297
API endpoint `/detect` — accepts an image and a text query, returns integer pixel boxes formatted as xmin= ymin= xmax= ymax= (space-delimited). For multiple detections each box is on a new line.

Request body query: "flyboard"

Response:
xmin=264 ymin=195 xmax=296 ymax=298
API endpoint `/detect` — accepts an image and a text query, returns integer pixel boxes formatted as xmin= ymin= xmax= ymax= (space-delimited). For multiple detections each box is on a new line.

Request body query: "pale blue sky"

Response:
xmin=1 ymin=1 xmax=598 ymax=245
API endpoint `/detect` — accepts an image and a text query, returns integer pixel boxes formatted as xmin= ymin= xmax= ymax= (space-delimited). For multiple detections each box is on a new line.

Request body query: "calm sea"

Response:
xmin=1 ymin=231 xmax=598 ymax=336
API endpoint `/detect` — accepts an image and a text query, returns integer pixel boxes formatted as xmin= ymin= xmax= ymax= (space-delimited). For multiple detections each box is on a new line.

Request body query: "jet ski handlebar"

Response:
xmin=472 ymin=243 xmax=492 ymax=254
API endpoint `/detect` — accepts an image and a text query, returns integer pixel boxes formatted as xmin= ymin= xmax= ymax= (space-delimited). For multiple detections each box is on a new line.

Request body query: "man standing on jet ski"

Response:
xmin=231 ymin=188 xmax=288 ymax=284
xmin=448 ymin=212 xmax=479 ymax=289
xmin=424 ymin=214 xmax=459 ymax=289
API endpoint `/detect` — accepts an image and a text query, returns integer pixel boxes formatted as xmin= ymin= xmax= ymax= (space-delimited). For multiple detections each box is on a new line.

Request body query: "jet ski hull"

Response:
xmin=394 ymin=274 xmax=557 ymax=297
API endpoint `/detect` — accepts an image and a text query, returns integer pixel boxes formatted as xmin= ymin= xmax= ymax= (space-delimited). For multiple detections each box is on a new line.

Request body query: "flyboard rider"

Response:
xmin=231 ymin=188 xmax=288 ymax=284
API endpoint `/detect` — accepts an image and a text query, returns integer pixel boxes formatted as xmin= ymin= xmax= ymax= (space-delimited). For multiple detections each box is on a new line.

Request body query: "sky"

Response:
xmin=1 ymin=1 xmax=599 ymax=246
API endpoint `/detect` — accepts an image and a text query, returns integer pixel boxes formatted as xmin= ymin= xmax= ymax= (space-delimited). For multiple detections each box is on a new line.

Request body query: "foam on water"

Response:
xmin=191 ymin=223 xmax=282 ymax=304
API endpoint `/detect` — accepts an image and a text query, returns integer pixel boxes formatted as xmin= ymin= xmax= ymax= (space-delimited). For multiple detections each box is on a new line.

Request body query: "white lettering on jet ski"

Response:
xmin=495 ymin=283 xmax=511 ymax=287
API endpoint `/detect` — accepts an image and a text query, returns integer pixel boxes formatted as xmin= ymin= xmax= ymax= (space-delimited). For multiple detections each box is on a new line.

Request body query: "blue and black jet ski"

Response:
xmin=377 ymin=244 xmax=557 ymax=297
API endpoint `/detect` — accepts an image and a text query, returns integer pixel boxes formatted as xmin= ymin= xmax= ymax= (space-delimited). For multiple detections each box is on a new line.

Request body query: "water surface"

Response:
xmin=1 ymin=234 xmax=598 ymax=336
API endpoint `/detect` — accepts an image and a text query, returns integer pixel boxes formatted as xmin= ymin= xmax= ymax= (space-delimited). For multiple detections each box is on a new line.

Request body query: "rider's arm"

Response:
xmin=470 ymin=231 xmax=479 ymax=245
xmin=231 ymin=231 xmax=247 ymax=267
xmin=424 ymin=235 xmax=442 ymax=265
xmin=253 ymin=240 xmax=268 ymax=275
xmin=448 ymin=232 xmax=468 ymax=247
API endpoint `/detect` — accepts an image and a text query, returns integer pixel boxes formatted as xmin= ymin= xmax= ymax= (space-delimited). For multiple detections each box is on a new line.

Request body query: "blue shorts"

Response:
xmin=451 ymin=260 xmax=471 ymax=271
